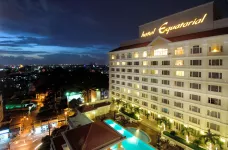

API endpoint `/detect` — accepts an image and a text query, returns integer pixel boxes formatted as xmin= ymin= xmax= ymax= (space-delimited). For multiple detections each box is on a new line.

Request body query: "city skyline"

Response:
xmin=0 ymin=0 xmax=212 ymax=65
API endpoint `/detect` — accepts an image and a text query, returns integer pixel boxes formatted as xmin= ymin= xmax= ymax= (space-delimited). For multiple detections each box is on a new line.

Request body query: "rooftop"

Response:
xmin=62 ymin=121 xmax=125 ymax=150
xmin=51 ymin=135 xmax=66 ymax=150
xmin=78 ymin=101 xmax=111 ymax=113
xmin=67 ymin=110 xmax=92 ymax=129
xmin=110 ymin=27 xmax=228 ymax=52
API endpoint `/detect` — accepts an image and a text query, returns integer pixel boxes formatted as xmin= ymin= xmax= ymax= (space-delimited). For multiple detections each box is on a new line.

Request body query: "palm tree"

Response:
xmin=68 ymin=98 xmax=82 ymax=109
xmin=156 ymin=117 xmax=171 ymax=131
xmin=199 ymin=129 xmax=221 ymax=149
xmin=134 ymin=107 xmax=140 ymax=114
xmin=145 ymin=112 xmax=150 ymax=119
xmin=180 ymin=126 xmax=193 ymax=143
xmin=123 ymin=102 xmax=128 ymax=109
xmin=115 ymin=99 xmax=122 ymax=109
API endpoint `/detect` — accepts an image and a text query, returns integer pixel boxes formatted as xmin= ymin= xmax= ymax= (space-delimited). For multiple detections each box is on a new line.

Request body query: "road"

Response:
xmin=10 ymin=132 xmax=49 ymax=150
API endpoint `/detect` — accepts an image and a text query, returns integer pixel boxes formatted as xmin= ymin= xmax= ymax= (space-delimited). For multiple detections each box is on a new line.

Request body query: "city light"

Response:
xmin=35 ymin=143 xmax=42 ymax=150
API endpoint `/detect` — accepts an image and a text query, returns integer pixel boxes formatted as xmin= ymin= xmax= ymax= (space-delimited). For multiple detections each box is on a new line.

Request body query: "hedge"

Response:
xmin=119 ymin=107 xmax=139 ymax=120
xmin=163 ymin=131 xmax=205 ymax=150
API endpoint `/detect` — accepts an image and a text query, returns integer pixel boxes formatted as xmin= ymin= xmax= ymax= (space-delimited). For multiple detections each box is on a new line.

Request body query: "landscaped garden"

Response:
xmin=116 ymin=100 xmax=141 ymax=120
xmin=112 ymin=99 xmax=225 ymax=150
xmin=163 ymin=131 xmax=205 ymax=150
xmin=162 ymin=127 xmax=224 ymax=150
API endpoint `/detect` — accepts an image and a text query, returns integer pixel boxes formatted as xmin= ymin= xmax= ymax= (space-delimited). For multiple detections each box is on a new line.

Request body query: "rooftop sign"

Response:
xmin=139 ymin=2 xmax=214 ymax=39
xmin=141 ymin=13 xmax=207 ymax=38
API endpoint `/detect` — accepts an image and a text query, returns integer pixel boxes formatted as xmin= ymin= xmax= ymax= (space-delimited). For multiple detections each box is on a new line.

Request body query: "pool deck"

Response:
xmin=94 ymin=111 xmax=184 ymax=150
xmin=123 ymin=117 xmax=184 ymax=150
xmin=125 ymin=122 xmax=158 ymax=146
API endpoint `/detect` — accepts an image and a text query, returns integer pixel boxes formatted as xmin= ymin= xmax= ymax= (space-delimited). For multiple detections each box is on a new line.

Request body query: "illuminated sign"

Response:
xmin=141 ymin=13 xmax=207 ymax=38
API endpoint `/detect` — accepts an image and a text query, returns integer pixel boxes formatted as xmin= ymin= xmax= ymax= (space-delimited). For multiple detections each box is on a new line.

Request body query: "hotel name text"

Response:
xmin=141 ymin=13 xmax=207 ymax=38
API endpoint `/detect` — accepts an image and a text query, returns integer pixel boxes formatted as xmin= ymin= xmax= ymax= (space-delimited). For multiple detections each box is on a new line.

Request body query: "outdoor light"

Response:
xmin=200 ymin=130 xmax=205 ymax=135
xmin=220 ymin=138 xmax=225 ymax=143
xmin=186 ymin=135 xmax=189 ymax=143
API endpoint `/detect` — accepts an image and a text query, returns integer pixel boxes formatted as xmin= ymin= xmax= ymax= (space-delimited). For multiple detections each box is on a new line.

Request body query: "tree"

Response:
xmin=39 ymin=135 xmax=51 ymax=150
xmin=180 ymin=126 xmax=193 ymax=143
xmin=156 ymin=117 xmax=171 ymax=131
xmin=51 ymin=125 xmax=68 ymax=137
xmin=145 ymin=112 xmax=150 ymax=119
xmin=123 ymin=102 xmax=127 ymax=109
xmin=69 ymin=98 xmax=82 ymax=109
xmin=134 ymin=107 xmax=140 ymax=114
xmin=115 ymin=99 xmax=122 ymax=110
xmin=199 ymin=129 xmax=222 ymax=150
xmin=193 ymin=139 xmax=202 ymax=146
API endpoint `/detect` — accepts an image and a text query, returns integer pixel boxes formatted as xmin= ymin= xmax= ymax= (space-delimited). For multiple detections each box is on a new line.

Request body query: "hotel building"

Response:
xmin=109 ymin=1 xmax=228 ymax=147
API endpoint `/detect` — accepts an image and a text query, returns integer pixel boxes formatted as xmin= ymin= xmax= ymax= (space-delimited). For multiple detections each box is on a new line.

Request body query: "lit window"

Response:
xmin=154 ymin=49 xmax=168 ymax=56
xmin=134 ymin=52 xmax=139 ymax=58
xmin=175 ymin=47 xmax=184 ymax=55
xmin=143 ymin=69 xmax=148 ymax=74
xmin=209 ymin=44 xmax=223 ymax=53
xmin=136 ymin=92 xmax=140 ymax=97
xmin=111 ymin=55 xmax=115 ymax=59
xmin=175 ymin=60 xmax=184 ymax=66
xmin=128 ymin=90 xmax=131 ymax=94
xmin=116 ymin=62 xmax=120 ymax=66
xmin=151 ymin=70 xmax=158 ymax=75
xmin=134 ymin=84 xmax=139 ymax=89
xmin=176 ymin=71 xmax=184 ymax=76
xmin=143 ymin=61 xmax=148 ymax=66
xmin=143 ymin=51 xmax=147 ymax=57
xmin=122 ymin=62 xmax=126 ymax=66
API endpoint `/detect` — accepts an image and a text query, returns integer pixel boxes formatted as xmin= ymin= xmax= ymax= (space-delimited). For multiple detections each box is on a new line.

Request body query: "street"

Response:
xmin=9 ymin=131 xmax=49 ymax=150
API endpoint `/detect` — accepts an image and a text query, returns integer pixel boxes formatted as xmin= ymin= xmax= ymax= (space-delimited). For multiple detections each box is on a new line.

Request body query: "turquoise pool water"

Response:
xmin=104 ymin=119 xmax=156 ymax=150
xmin=127 ymin=127 xmax=150 ymax=143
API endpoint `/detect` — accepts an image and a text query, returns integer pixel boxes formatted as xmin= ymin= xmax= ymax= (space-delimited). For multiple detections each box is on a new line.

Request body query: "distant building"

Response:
xmin=0 ymin=94 xmax=11 ymax=142
xmin=90 ymin=88 xmax=109 ymax=102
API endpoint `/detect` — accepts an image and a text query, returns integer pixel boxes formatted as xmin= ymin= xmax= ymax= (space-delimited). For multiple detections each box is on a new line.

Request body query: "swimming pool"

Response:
xmin=126 ymin=127 xmax=151 ymax=143
xmin=104 ymin=119 xmax=156 ymax=150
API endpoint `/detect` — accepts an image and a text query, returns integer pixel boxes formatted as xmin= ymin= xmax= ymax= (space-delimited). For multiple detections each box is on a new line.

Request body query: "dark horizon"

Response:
xmin=0 ymin=0 xmax=213 ymax=65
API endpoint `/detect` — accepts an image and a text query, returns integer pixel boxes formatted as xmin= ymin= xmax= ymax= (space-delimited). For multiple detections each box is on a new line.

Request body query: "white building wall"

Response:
xmin=109 ymin=35 xmax=228 ymax=142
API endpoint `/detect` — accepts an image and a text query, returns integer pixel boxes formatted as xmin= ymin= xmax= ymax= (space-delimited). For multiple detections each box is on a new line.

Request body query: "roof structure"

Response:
xmin=62 ymin=121 xmax=125 ymax=150
xmin=110 ymin=27 xmax=228 ymax=52
xmin=51 ymin=135 xmax=66 ymax=150
xmin=78 ymin=101 xmax=111 ymax=113
xmin=67 ymin=110 xmax=92 ymax=129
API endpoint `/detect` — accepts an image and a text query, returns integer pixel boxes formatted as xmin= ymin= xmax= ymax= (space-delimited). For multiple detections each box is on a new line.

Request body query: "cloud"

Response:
xmin=0 ymin=52 xmax=108 ymax=65
xmin=0 ymin=50 xmax=48 ymax=55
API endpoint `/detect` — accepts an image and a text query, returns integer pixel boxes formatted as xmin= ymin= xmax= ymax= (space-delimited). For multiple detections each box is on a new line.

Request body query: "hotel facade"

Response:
xmin=109 ymin=1 xmax=228 ymax=147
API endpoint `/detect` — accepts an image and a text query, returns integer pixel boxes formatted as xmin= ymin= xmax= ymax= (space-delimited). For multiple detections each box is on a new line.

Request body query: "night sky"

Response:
xmin=0 ymin=0 xmax=212 ymax=65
